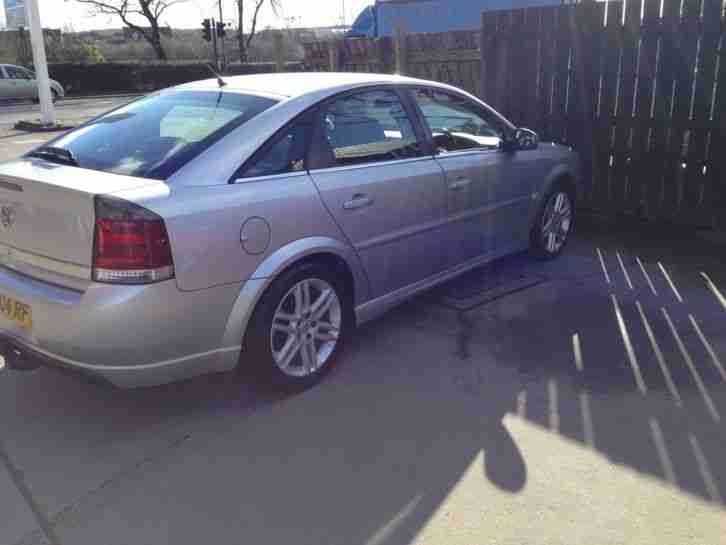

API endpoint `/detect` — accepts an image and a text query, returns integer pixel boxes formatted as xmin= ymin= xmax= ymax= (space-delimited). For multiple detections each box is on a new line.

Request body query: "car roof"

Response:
xmin=172 ymin=72 xmax=446 ymax=100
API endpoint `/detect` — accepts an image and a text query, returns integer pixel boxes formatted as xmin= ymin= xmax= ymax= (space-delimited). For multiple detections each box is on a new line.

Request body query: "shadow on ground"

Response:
xmin=2 ymin=215 xmax=725 ymax=545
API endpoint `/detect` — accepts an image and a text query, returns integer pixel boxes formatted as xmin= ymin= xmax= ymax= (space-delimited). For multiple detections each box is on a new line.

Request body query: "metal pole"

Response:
xmin=211 ymin=17 xmax=219 ymax=70
xmin=218 ymin=0 xmax=226 ymax=71
xmin=24 ymin=0 xmax=55 ymax=126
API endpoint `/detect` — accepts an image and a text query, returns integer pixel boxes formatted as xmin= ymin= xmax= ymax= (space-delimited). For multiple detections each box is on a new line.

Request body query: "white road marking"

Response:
xmin=596 ymin=247 xmax=611 ymax=284
xmin=650 ymin=418 xmax=678 ymax=486
xmin=662 ymin=308 xmax=720 ymax=422
xmin=658 ymin=262 xmax=684 ymax=303
xmin=689 ymin=434 xmax=723 ymax=505
xmin=616 ymin=251 xmax=634 ymax=290
xmin=636 ymin=301 xmax=682 ymax=406
xmin=636 ymin=257 xmax=658 ymax=296
xmin=701 ymin=272 xmax=726 ymax=310
xmin=579 ymin=391 xmax=595 ymax=448
xmin=612 ymin=294 xmax=648 ymax=395
xmin=689 ymin=314 xmax=726 ymax=384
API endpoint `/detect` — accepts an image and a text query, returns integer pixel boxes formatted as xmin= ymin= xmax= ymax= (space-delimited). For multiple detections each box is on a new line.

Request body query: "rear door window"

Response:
xmin=237 ymin=116 xmax=313 ymax=179
xmin=48 ymin=91 xmax=277 ymax=180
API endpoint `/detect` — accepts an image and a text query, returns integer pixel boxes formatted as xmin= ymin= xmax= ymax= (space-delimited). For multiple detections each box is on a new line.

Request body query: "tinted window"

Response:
xmin=49 ymin=91 xmax=277 ymax=180
xmin=239 ymin=118 xmax=313 ymax=178
xmin=0 ymin=68 xmax=5 ymax=79
xmin=322 ymin=89 xmax=422 ymax=167
xmin=412 ymin=89 xmax=505 ymax=152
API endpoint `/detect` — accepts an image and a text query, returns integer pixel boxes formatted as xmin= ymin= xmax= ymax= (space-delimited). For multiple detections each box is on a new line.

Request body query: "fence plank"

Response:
xmin=712 ymin=32 xmax=726 ymax=229
xmin=598 ymin=1 xmax=623 ymax=209
xmin=609 ymin=0 xmax=639 ymax=210
xmin=573 ymin=1 xmax=606 ymax=204
xmin=536 ymin=6 xmax=557 ymax=141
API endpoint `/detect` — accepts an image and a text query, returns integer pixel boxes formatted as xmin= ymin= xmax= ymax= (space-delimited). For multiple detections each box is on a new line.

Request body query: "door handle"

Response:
xmin=448 ymin=178 xmax=471 ymax=191
xmin=343 ymin=194 xmax=374 ymax=210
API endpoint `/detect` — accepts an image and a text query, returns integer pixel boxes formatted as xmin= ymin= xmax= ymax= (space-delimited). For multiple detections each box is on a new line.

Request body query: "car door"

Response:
xmin=308 ymin=87 xmax=450 ymax=298
xmin=408 ymin=87 xmax=536 ymax=263
xmin=0 ymin=66 xmax=21 ymax=99
xmin=0 ymin=66 xmax=9 ymax=99
xmin=4 ymin=66 xmax=34 ymax=99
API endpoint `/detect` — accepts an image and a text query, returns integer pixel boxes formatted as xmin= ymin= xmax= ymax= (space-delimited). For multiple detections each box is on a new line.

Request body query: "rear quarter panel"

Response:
xmin=116 ymin=173 xmax=366 ymax=295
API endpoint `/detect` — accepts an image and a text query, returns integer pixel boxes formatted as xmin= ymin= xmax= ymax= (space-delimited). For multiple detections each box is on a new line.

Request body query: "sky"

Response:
xmin=1 ymin=0 xmax=373 ymax=31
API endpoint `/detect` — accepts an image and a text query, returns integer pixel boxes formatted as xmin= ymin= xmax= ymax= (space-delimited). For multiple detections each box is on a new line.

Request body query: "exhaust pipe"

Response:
xmin=2 ymin=345 xmax=41 ymax=371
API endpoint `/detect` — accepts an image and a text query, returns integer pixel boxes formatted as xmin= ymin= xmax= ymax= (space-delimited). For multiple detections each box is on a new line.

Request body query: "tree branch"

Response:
xmin=245 ymin=0 xmax=265 ymax=49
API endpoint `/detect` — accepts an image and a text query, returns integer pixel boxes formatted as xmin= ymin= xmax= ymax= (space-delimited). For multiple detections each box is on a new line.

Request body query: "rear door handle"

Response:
xmin=448 ymin=178 xmax=471 ymax=191
xmin=343 ymin=194 xmax=374 ymax=210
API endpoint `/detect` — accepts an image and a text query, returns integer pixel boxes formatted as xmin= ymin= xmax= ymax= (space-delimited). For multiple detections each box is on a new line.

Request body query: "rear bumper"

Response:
xmin=0 ymin=332 xmax=241 ymax=388
xmin=0 ymin=265 xmax=246 ymax=388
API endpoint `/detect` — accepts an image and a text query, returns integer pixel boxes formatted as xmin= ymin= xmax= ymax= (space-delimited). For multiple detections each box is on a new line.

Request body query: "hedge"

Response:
xmin=49 ymin=61 xmax=306 ymax=96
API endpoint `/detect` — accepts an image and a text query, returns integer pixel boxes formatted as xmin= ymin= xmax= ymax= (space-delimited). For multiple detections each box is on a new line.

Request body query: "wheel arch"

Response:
xmin=529 ymin=164 xmax=579 ymax=231
xmin=218 ymin=236 xmax=369 ymax=370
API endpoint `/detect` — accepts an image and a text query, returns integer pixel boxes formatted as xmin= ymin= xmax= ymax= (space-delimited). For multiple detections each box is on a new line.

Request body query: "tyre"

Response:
xmin=244 ymin=261 xmax=352 ymax=391
xmin=530 ymin=183 xmax=574 ymax=259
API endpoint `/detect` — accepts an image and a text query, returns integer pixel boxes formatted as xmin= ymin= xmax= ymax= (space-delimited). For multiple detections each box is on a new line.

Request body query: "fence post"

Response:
xmin=328 ymin=40 xmax=340 ymax=71
xmin=394 ymin=26 xmax=407 ymax=74
xmin=274 ymin=31 xmax=285 ymax=72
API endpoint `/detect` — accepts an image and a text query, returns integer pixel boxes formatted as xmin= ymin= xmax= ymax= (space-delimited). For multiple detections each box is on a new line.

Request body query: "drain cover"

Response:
xmin=436 ymin=259 xmax=547 ymax=311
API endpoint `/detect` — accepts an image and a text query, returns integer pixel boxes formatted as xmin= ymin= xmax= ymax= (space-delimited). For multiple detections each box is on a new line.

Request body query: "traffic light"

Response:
xmin=216 ymin=21 xmax=227 ymax=38
xmin=201 ymin=18 xmax=212 ymax=42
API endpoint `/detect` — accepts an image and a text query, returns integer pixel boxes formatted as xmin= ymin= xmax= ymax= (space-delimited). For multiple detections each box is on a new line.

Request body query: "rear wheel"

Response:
xmin=530 ymin=184 xmax=574 ymax=259
xmin=244 ymin=262 xmax=352 ymax=391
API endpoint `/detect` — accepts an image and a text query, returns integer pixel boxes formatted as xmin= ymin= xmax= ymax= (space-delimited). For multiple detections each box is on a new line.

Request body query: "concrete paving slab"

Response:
xmin=0 ymin=457 xmax=44 ymax=545
xmin=0 ymin=206 xmax=723 ymax=545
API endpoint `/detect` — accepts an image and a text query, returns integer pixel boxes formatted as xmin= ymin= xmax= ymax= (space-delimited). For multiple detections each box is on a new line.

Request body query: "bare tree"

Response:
xmin=74 ymin=0 xmax=186 ymax=61
xmin=236 ymin=0 xmax=281 ymax=62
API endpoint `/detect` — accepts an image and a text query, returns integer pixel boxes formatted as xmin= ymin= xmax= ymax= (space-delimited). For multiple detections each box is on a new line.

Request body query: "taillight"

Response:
xmin=93 ymin=196 xmax=174 ymax=284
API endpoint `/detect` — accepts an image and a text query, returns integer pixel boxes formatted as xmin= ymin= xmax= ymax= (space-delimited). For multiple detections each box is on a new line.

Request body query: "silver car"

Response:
xmin=0 ymin=73 xmax=579 ymax=390
xmin=0 ymin=64 xmax=65 ymax=102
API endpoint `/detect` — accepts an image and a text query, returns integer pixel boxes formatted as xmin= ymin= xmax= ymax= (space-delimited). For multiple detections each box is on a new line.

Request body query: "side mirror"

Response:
xmin=514 ymin=128 xmax=539 ymax=151
xmin=502 ymin=128 xmax=540 ymax=152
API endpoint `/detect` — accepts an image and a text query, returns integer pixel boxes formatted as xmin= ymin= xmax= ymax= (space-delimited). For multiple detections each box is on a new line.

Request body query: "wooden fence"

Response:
xmin=304 ymin=1 xmax=726 ymax=228
xmin=303 ymin=30 xmax=482 ymax=97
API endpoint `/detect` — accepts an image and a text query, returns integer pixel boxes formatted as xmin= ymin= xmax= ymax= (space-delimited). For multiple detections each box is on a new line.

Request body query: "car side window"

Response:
xmin=238 ymin=117 xmax=313 ymax=179
xmin=320 ymin=89 xmax=423 ymax=167
xmin=5 ymin=66 xmax=27 ymax=80
xmin=411 ymin=88 xmax=505 ymax=153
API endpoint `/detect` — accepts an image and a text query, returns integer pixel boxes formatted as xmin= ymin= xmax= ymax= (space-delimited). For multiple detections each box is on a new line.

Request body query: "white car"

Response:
xmin=0 ymin=64 xmax=65 ymax=102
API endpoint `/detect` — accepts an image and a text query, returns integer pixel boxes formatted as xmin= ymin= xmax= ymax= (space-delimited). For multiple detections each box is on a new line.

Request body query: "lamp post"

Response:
xmin=24 ymin=0 xmax=55 ymax=126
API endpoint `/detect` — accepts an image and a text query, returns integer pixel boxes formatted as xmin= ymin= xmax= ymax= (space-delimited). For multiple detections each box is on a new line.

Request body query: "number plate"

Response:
xmin=0 ymin=294 xmax=32 ymax=330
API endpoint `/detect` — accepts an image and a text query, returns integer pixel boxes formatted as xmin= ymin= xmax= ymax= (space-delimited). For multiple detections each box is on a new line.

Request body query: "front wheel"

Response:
xmin=244 ymin=262 xmax=352 ymax=391
xmin=530 ymin=185 xmax=574 ymax=259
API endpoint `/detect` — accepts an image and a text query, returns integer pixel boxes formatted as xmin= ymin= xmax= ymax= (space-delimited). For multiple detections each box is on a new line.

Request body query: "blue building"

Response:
xmin=348 ymin=0 xmax=564 ymax=38
xmin=3 ymin=0 xmax=27 ymax=29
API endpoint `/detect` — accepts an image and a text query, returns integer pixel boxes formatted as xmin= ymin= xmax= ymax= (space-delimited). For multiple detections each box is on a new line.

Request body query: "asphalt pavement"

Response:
xmin=0 ymin=115 xmax=725 ymax=545
xmin=0 ymin=96 xmax=139 ymax=135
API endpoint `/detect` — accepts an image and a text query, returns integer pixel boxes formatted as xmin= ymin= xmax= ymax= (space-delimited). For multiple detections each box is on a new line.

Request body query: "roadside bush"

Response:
xmin=49 ymin=61 xmax=305 ymax=96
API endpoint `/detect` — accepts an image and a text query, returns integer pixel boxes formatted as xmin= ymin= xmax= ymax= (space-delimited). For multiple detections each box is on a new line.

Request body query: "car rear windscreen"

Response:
xmin=48 ymin=91 xmax=278 ymax=180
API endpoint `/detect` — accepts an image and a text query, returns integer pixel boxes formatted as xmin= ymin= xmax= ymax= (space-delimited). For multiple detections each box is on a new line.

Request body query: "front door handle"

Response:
xmin=343 ymin=194 xmax=374 ymax=210
xmin=448 ymin=178 xmax=471 ymax=191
